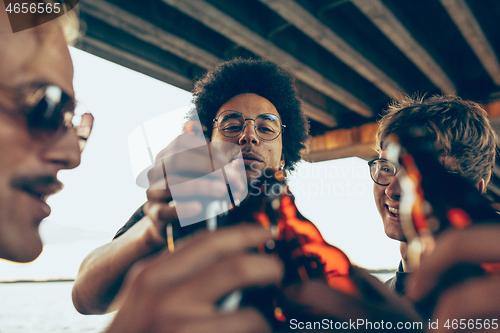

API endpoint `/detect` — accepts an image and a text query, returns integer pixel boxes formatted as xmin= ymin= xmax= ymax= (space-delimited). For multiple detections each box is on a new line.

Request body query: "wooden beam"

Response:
xmin=80 ymin=36 xmax=194 ymax=90
xmin=161 ymin=0 xmax=373 ymax=117
xmin=484 ymin=100 xmax=500 ymax=118
xmin=303 ymin=122 xmax=378 ymax=161
xmin=305 ymin=99 xmax=500 ymax=162
xmin=440 ymin=0 xmax=500 ymax=86
xmin=79 ymin=0 xmax=222 ymax=70
xmin=351 ymin=0 xmax=457 ymax=95
xmin=79 ymin=0 xmax=347 ymax=127
xmin=299 ymin=98 xmax=337 ymax=127
xmin=304 ymin=143 xmax=376 ymax=162
xmin=258 ymin=0 xmax=406 ymax=99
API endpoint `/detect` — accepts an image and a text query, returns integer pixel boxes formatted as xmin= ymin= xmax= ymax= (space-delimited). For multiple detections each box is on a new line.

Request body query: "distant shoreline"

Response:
xmin=367 ymin=268 xmax=397 ymax=274
xmin=0 ymin=270 xmax=396 ymax=284
xmin=0 ymin=279 xmax=75 ymax=284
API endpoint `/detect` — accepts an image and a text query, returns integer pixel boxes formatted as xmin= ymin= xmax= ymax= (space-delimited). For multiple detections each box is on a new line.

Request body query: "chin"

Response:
xmin=3 ymin=237 xmax=43 ymax=263
xmin=384 ymin=227 xmax=406 ymax=242
xmin=245 ymin=168 xmax=263 ymax=182
xmin=14 ymin=247 xmax=43 ymax=263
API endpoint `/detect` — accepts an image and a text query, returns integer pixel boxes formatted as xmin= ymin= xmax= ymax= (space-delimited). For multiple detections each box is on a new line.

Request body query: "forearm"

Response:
xmin=72 ymin=216 xmax=166 ymax=314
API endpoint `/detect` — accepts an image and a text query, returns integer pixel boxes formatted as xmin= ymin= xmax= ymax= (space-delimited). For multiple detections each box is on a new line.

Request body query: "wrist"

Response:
xmin=127 ymin=216 xmax=167 ymax=253
xmin=144 ymin=216 xmax=168 ymax=250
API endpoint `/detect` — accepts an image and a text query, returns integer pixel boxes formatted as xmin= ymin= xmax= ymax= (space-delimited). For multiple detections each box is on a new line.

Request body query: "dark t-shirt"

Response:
xmin=114 ymin=204 xmax=146 ymax=239
xmin=384 ymin=260 xmax=410 ymax=296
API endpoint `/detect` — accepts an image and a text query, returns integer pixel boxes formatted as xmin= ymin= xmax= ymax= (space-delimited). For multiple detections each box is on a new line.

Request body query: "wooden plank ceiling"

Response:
xmin=76 ymin=0 xmax=500 ymax=200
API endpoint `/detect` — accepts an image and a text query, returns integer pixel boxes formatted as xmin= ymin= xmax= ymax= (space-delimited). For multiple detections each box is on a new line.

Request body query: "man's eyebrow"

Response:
xmin=220 ymin=112 xmax=241 ymax=121
xmin=259 ymin=113 xmax=279 ymax=121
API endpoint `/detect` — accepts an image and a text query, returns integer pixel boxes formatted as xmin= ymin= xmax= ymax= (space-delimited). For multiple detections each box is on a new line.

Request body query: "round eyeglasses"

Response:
xmin=368 ymin=158 xmax=398 ymax=186
xmin=213 ymin=110 xmax=285 ymax=141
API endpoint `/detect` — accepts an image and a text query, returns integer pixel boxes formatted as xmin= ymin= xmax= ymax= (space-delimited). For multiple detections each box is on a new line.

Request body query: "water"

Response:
xmin=0 ymin=281 xmax=114 ymax=333
xmin=371 ymin=272 xmax=394 ymax=282
xmin=0 ymin=275 xmax=395 ymax=332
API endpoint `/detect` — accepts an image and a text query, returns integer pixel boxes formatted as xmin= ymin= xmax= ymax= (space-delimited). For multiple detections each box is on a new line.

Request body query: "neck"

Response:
xmin=399 ymin=242 xmax=411 ymax=272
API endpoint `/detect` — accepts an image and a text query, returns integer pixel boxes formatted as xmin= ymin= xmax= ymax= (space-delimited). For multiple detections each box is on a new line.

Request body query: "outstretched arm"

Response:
xmin=105 ymin=224 xmax=283 ymax=333
xmin=72 ymin=132 xmax=246 ymax=314
xmin=72 ymin=214 xmax=166 ymax=314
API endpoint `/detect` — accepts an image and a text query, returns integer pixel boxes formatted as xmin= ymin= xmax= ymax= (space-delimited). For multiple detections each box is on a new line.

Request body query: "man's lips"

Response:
xmin=242 ymin=153 xmax=263 ymax=166
xmin=13 ymin=176 xmax=63 ymax=219
xmin=24 ymin=184 xmax=62 ymax=201
xmin=12 ymin=175 xmax=63 ymax=202
xmin=385 ymin=204 xmax=400 ymax=218
xmin=242 ymin=152 xmax=263 ymax=163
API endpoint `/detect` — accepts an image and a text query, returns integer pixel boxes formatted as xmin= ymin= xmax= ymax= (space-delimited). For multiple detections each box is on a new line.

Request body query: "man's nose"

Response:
xmin=41 ymin=129 xmax=81 ymax=170
xmin=385 ymin=173 xmax=401 ymax=201
xmin=238 ymin=120 xmax=260 ymax=145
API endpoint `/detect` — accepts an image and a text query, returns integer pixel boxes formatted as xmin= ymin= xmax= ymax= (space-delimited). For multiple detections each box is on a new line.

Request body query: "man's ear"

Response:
xmin=280 ymin=154 xmax=285 ymax=169
xmin=476 ymin=178 xmax=486 ymax=194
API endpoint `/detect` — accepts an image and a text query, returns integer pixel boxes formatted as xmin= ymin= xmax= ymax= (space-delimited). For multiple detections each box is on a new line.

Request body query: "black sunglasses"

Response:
xmin=0 ymin=84 xmax=93 ymax=152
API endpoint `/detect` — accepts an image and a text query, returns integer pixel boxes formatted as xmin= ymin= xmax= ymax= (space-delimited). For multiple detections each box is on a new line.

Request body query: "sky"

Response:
xmin=0 ymin=48 xmax=401 ymax=281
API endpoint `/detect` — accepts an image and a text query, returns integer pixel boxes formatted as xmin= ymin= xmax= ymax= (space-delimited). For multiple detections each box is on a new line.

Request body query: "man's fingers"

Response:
xmin=147 ymin=201 xmax=203 ymax=225
xmin=407 ymin=225 xmax=500 ymax=301
xmin=133 ymin=225 xmax=275 ymax=288
xmin=148 ymin=141 xmax=239 ymax=185
xmin=146 ymin=188 xmax=172 ymax=202
xmin=147 ymin=174 xmax=227 ymax=193
xmin=176 ymin=253 xmax=283 ymax=303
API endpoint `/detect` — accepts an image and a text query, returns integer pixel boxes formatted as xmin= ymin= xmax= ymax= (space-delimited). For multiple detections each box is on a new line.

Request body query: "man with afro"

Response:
xmin=72 ymin=58 xmax=309 ymax=316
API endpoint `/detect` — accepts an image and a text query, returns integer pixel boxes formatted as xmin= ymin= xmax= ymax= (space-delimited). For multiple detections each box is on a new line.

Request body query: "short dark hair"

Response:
xmin=376 ymin=95 xmax=497 ymax=184
xmin=188 ymin=58 xmax=309 ymax=172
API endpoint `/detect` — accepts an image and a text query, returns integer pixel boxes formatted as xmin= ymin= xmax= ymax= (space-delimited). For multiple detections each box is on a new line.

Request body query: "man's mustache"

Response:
xmin=231 ymin=146 xmax=264 ymax=162
xmin=11 ymin=175 xmax=64 ymax=195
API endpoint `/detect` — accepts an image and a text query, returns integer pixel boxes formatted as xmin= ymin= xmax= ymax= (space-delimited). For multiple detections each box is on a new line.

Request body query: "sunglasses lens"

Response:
xmin=74 ymin=112 xmax=94 ymax=152
xmin=28 ymin=97 xmax=61 ymax=134
xmin=27 ymin=86 xmax=73 ymax=137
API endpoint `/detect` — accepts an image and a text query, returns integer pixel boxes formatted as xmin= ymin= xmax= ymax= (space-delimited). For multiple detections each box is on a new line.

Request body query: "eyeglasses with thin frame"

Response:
xmin=368 ymin=157 xmax=462 ymax=187
xmin=213 ymin=110 xmax=285 ymax=141
xmin=0 ymin=84 xmax=93 ymax=152
xmin=368 ymin=158 xmax=398 ymax=186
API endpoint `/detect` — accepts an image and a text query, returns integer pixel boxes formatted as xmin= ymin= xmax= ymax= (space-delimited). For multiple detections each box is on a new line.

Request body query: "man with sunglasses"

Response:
xmin=368 ymin=95 xmax=497 ymax=296
xmin=0 ymin=10 xmax=93 ymax=263
xmin=0 ymin=9 xmax=307 ymax=333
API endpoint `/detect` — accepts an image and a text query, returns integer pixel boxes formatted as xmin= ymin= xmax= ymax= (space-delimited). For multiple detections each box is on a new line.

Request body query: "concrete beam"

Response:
xmin=351 ymin=0 xmax=457 ymax=95
xmin=259 ymin=0 xmax=406 ymax=99
xmin=162 ymin=0 xmax=373 ymax=117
